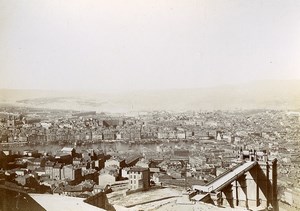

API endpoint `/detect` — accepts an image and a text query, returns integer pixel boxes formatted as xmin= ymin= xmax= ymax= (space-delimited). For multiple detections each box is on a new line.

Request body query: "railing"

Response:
xmin=205 ymin=162 xmax=244 ymax=186
xmin=196 ymin=161 xmax=258 ymax=192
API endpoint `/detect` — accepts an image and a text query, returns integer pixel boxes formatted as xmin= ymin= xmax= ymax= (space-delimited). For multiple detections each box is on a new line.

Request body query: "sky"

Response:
xmin=0 ymin=0 xmax=300 ymax=91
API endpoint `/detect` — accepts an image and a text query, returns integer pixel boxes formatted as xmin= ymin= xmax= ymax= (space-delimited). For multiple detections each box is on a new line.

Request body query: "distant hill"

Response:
xmin=0 ymin=80 xmax=300 ymax=112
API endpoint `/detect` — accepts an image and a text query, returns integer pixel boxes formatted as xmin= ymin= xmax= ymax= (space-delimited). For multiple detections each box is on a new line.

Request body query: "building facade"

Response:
xmin=128 ymin=167 xmax=150 ymax=191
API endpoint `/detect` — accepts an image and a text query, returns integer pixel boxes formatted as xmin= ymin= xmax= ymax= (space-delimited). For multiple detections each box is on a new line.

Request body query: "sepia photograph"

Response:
xmin=0 ymin=0 xmax=300 ymax=210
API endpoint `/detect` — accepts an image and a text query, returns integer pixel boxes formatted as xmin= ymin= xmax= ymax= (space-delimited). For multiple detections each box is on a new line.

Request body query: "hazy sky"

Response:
xmin=1 ymin=0 xmax=300 ymax=91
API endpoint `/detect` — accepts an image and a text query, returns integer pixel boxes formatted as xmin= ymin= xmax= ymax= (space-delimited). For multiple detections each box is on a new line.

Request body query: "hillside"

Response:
xmin=0 ymin=80 xmax=299 ymax=112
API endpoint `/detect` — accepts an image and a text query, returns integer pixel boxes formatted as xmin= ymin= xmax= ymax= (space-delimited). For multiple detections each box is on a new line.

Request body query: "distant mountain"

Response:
xmin=0 ymin=80 xmax=300 ymax=112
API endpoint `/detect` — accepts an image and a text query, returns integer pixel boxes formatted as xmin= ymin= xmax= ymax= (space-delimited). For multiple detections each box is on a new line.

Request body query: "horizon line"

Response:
xmin=0 ymin=79 xmax=299 ymax=93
